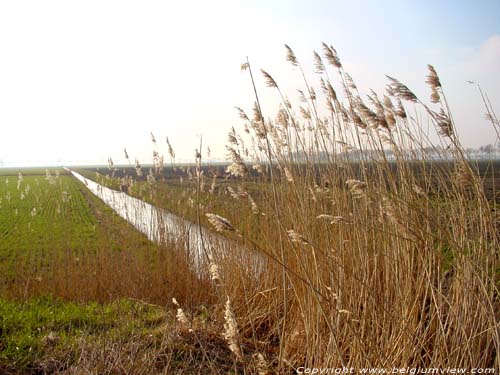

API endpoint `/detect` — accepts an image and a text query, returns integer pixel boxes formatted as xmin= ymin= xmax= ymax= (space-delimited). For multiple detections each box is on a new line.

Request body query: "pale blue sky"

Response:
xmin=0 ymin=0 xmax=498 ymax=166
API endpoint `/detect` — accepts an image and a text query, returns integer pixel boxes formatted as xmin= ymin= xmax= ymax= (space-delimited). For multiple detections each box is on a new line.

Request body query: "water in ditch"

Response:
xmin=69 ymin=169 xmax=262 ymax=274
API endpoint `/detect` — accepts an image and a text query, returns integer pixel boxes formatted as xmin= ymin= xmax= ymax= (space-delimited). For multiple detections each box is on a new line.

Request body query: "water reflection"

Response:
xmin=69 ymin=170 xmax=261 ymax=274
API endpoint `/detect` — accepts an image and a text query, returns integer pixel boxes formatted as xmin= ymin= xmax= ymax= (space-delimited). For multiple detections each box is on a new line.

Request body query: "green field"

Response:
xmin=0 ymin=170 xmax=211 ymax=372
xmin=1 ymin=172 xmax=95 ymax=280
xmin=3 ymin=172 xmax=123 ymax=296
xmin=0 ymin=169 xmax=206 ymax=300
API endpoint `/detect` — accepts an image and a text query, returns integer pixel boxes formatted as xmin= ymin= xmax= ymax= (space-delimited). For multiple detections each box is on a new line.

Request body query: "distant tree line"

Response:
xmin=465 ymin=144 xmax=500 ymax=160
xmin=290 ymin=144 xmax=500 ymax=162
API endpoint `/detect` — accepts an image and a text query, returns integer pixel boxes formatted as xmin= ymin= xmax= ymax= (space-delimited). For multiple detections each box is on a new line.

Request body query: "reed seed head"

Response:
xmin=223 ymin=297 xmax=242 ymax=361
xmin=261 ymin=69 xmax=278 ymax=88
xmin=285 ymin=44 xmax=298 ymax=66
xmin=322 ymin=42 xmax=342 ymax=68
xmin=206 ymin=213 xmax=236 ymax=232
xmin=426 ymin=64 xmax=441 ymax=89
xmin=208 ymin=255 xmax=221 ymax=284
xmin=316 ymin=214 xmax=353 ymax=224
xmin=386 ymin=76 xmax=418 ymax=102
xmin=287 ymin=229 xmax=310 ymax=245
xmin=346 ymin=179 xmax=367 ymax=199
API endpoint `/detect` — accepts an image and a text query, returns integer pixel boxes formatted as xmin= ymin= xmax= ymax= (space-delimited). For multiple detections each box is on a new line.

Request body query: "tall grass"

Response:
xmin=87 ymin=43 xmax=498 ymax=371
xmin=179 ymin=44 xmax=499 ymax=370
xmin=82 ymin=42 xmax=499 ymax=371
xmin=4 ymin=41 xmax=498 ymax=372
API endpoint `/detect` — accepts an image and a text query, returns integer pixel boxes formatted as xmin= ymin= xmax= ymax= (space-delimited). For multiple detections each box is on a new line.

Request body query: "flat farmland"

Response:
xmin=0 ymin=170 xmax=211 ymax=371
xmin=0 ymin=170 xmax=204 ymax=303
xmin=1 ymin=172 xmax=97 ymax=277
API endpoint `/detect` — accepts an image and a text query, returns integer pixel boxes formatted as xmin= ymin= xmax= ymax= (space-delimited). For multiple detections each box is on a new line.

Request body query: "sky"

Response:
xmin=0 ymin=0 xmax=499 ymax=167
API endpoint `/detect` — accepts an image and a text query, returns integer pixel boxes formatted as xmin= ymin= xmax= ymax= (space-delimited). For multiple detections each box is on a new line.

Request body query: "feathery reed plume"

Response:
xmin=206 ymin=213 xmax=236 ymax=232
xmin=226 ymin=162 xmax=248 ymax=178
xmin=345 ymin=72 xmax=357 ymax=90
xmin=426 ymin=64 xmax=441 ymax=89
xmin=456 ymin=161 xmax=474 ymax=187
xmin=253 ymin=102 xmax=263 ymax=123
xmin=426 ymin=65 xmax=442 ymax=103
xmin=313 ymin=51 xmax=325 ymax=73
xmin=208 ymin=254 xmax=221 ymax=284
xmin=172 ymin=298 xmax=190 ymax=326
xmin=430 ymin=90 xmax=440 ymax=104
xmin=385 ymin=109 xmax=396 ymax=127
xmin=322 ymin=42 xmax=342 ymax=68
xmin=283 ymin=166 xmax=294 ymax=182
xmin=383 ymin=94 xmax=394 ymax=110
xmin=316 ymin=214 xmax=353 ymax=224
xmin=223 ymin=297 xmax=242 ymax=361
xmin=431 ymin=108 xmax=454 ymax=138
xmin=276 ymin=107 xmax=289 ymax=127
xmin=152 ymin=150 xmax=161 ymax=171
xmin=235 ymin=106 xmax=250 ymax=121
xmin=135 ymin=159 xmax=143 ymax=177
xmin=248 ymin=194 xmax=259 ymax=214
xmin=326 ymin=81 xmax=338 ymax=101
xmin=166 ymin=137 xmax=175 ymax=159
xmin=310 ymin=86 xmax=317 ymax=101
xmin=395 ymin=98 xmax=407 ymax=118
xmin=346 ymin=179 xmax=367 ymax=199
xmin=123 ymin=148 xmax=129 ymax=161
xmin=228 ymin=128 xmax=239 ymax=145
xmin=227 ymin=186 xmax=244 ymax=200
xmin=107 ymin=158 xmax=114 ymax=170
xmin=240 ymin=62 xmax=249 ymax=71
xmin=284 ymin=44 xmax=298 ymax=66
xmin=147 ymin=169 xmax=156 ymax=185
xmin=287 ymin=229 xmax=310 ymax=245
xmin=300 ymin=106 xmax=312 ymax=120
xmin=338 ymin=309 xmax=352 ymax=315
xmin=209 ymin=174 xmax=217 ymax=194
xmin=355 ymin=101 xmax=379 ymax=128
xmin=150 ymin=132 xmax=156 ymax=144
xmin=261 ymin=69 xmax=278 ymax=88
xmin=386 ymin=76 xmax=418 ymax=102
xmin=226 ymin=147 xmax=249 ymax=177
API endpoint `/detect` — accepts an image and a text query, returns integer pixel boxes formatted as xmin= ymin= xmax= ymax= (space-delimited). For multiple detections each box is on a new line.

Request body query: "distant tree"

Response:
xmin=479 ymin=145 xmax=486 ymax=159
xmin=483 ymin=144 xmax=495 ymax=159
xmin=465 ymin=148 xmax=476 ymax=159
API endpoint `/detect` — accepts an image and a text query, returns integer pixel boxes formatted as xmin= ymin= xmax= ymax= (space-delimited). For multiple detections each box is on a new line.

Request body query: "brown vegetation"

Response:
xmin=2 ymin=42 xmax=499 ymax=373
